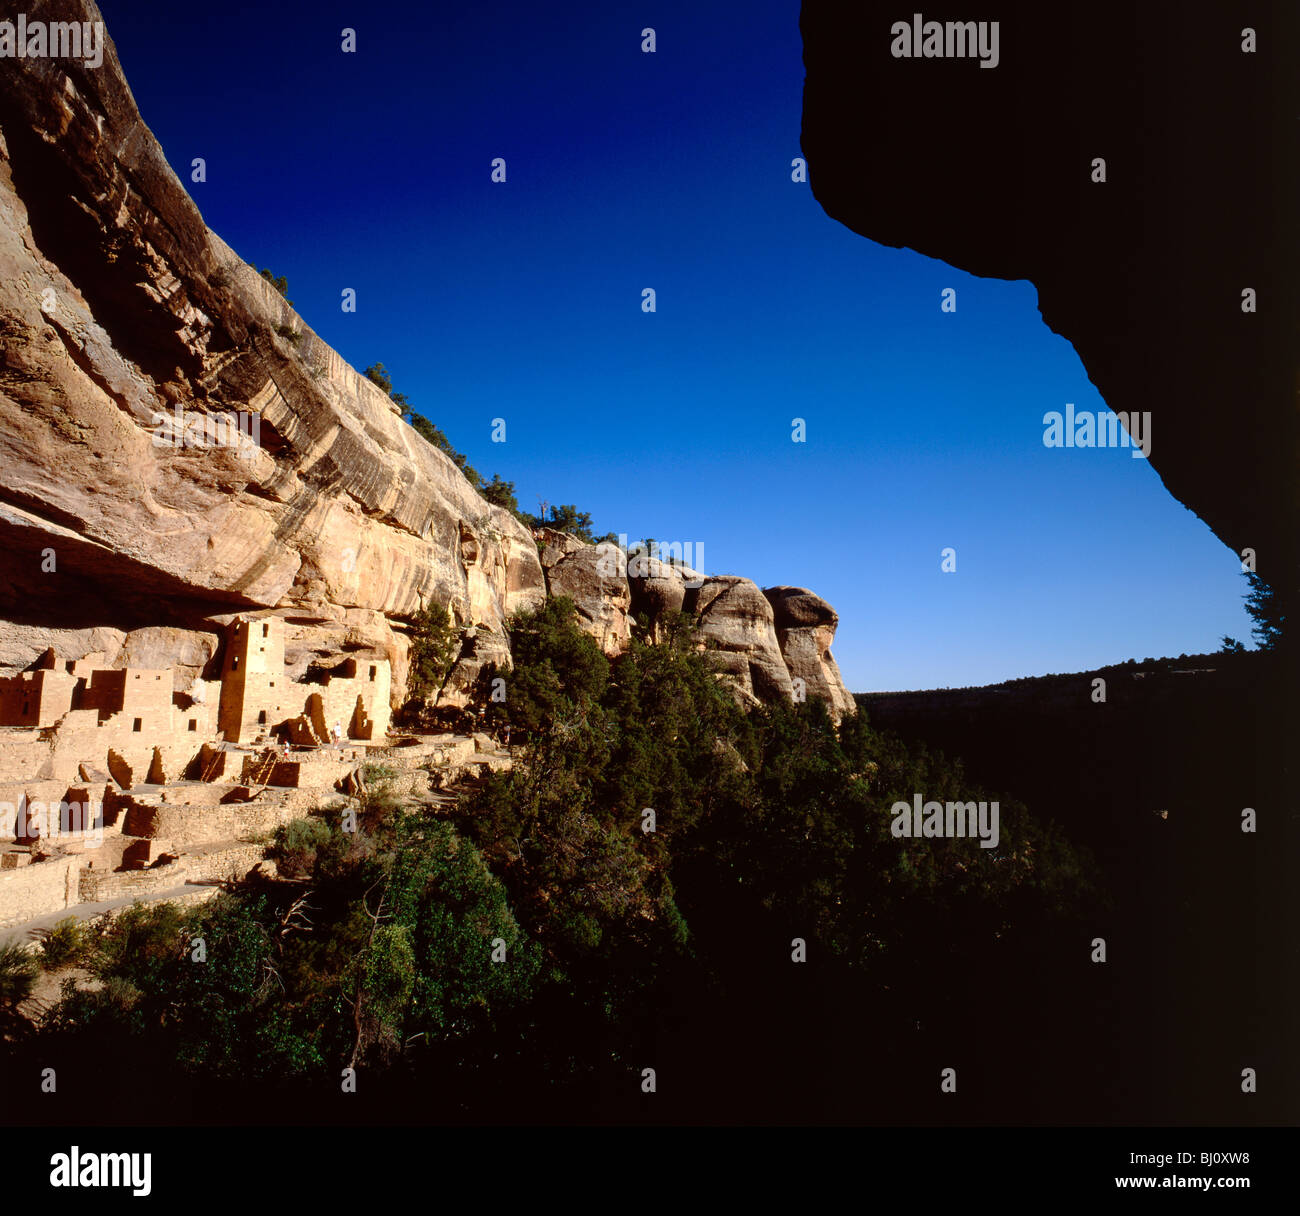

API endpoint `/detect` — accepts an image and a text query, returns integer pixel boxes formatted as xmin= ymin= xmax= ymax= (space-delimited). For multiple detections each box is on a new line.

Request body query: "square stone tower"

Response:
xmin=217 ymin=617 xmax=287 ymax=744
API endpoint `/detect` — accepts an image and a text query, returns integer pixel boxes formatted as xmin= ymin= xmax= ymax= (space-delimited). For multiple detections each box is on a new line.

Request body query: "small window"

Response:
xmin=269 ymin=681 xmax=275 ymax=688
xmin=257 ymin=710 xmax=267 ymax=724
xmin=134 ymin=674 xmax=140 ymax=680
xmin=188 ymin=719 xmax=197 ymax=731
xmin=232 ymin=656 xmax=240 ymax=671
xmin=262 ymin=623 xmax=269 ymax=637
xmin=369 ymin=666 xmax=376 ymax=681
xmin=132 ymin=718 xmax=142 ymax=732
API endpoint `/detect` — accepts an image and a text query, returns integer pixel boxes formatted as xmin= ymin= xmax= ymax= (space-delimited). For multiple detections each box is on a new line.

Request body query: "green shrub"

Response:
xmin=0 ymin=943 xmax=37 ymax=1009
xmin=360 ymin=763 xmax=402 ymax=817
xmin=258 ymin=268 xmax=292 ymax=304
xmin=481 ymin=474 xmax=519 ymax=512
xmin=39 ymin=917 xmax=92 ymax=968
xmin=270 ymin=816 xmax=333 ymax=879
xmin=363 ymin=363 xmax=393 ymax=393
xmin=93 ymin=902 xmax=190 ymax=991
xmin=406 ymin=602 xmax=460 ymax=704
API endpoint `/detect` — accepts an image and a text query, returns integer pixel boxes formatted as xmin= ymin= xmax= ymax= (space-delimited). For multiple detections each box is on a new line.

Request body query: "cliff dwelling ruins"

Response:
xmin=0 ymin=615 xmax=463 ymax=933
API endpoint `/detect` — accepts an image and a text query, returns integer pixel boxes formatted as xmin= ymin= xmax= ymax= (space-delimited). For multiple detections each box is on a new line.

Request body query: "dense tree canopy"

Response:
xmin=13 ymin=597 xmax=1101 ymax=1119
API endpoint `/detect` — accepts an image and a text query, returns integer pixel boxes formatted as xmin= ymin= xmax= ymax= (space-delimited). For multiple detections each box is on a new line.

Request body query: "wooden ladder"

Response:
xmin=247 ymin=749 xmax=279 ymax=794
xmin=199 ymin=746 xmax=227 ymax=784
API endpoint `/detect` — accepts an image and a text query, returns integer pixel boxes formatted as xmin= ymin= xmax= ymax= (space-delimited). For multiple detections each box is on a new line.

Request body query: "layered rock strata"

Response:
xmin=0 ymin=0 xmax=855 ymax=727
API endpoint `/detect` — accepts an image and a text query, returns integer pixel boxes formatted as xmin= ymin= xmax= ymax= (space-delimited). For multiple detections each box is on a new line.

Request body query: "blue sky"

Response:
xmin=100 ymin=0 xmax=1255 ymax=691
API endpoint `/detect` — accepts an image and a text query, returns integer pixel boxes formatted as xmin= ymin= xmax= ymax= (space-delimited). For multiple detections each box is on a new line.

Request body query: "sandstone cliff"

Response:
xmin=0 ymin=0 xmax=853 ymax=720
xmin=536 ymin=531 xmax=855 ymax=715
xmin=0 ymin=0 xmax=546 ymax=706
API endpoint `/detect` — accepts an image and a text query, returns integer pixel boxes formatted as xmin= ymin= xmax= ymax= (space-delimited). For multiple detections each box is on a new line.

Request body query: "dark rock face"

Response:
xmin=801 ymin=1 xmax=1299 ymax=597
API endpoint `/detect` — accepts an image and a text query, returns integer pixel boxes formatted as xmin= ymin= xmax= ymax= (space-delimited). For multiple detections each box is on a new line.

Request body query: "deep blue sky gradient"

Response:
xmin=98 ymin=0 xmax=1255 ymax=690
